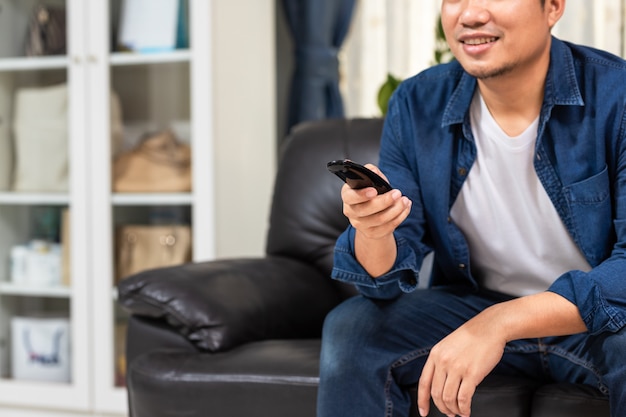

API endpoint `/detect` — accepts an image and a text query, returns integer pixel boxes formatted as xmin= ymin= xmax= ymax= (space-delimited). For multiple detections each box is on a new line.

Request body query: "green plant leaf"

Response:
xmin=375 ymin=14 xmax=452 ymax=115
xmin=377 ymin=73 xmax=402 ymax=116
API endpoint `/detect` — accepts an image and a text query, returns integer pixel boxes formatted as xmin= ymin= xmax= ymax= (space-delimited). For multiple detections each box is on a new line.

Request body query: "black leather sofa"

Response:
xmin=117 ymin=118 xmax=610 ymax=417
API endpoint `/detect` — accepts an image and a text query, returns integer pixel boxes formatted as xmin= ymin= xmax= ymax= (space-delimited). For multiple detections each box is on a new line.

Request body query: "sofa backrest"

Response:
xmin=266 ymin=118 xmax=384 ymax=298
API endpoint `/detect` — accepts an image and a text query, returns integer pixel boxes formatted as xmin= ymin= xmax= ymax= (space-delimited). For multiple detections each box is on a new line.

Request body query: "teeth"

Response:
xmin=464 ymin=37 xmax=497 ymax=45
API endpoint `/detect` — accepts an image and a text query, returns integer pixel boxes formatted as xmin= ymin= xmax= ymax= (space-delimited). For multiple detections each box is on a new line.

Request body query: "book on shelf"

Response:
xmin=118 ymin=0 xmax=188 ymax=53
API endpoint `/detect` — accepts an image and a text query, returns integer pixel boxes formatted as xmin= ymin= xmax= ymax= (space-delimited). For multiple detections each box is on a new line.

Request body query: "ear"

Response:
xmin=546 ymin=0 xmax=566 ymax=28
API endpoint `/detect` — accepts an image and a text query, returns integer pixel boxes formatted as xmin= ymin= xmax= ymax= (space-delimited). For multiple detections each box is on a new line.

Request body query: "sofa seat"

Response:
xmin=127 ymin=315 xmax=609 ymax=417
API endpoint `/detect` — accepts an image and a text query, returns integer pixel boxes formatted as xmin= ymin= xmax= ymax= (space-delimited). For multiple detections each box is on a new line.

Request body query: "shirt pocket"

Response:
xmin=563 ymin=165 xmax=612 ymax=265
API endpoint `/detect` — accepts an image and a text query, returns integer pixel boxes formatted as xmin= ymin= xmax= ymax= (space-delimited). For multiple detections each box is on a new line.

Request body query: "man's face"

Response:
xmin=441 ymin=0 xmax=564 ymax=80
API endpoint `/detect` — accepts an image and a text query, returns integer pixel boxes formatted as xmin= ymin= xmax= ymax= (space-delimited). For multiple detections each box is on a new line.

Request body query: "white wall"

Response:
xmin=341 ymin=0 xmax=440 ymax=118
xmin=553 ymin=0 xmax=625 ymax=57
xmin=212 ymin=0 xmax=276 ymax=258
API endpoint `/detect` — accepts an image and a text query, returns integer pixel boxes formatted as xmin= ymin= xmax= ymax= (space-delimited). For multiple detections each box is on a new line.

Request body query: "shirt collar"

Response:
xmin=441 ymin=36 xmax=584 ymax=128
xmin=545 ymin=37 xmax=584 ymax=107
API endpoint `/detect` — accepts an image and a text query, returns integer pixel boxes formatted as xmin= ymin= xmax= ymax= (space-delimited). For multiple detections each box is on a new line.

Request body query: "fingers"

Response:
xmin=456 ymin=380 xmax=475 ymax=417
xmin=342 ymin=186 xmax=411 ymax=240
xmin=437 ymin=373 xmax=462 ymax=417
xmin=418 ymin=357 xmax=474 ymax=417
xmin=340 ymin=182 xmax=379 ymax=205
xmin=417 ymin=361 xmax=433 ymax=417
xmin=419 ymin=377 xmax=473 ymax=417
xmin=433 ymin=377 xmax=473 ymax=417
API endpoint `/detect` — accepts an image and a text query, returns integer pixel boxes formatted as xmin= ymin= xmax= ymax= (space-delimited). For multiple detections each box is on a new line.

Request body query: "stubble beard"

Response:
xmin=466 ymin=61 xmax=516 ymax=80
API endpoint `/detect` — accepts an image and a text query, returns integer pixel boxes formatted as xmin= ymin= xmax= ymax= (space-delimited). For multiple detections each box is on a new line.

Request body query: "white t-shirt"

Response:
xmin=450 ymin=92 xmax=591 ymax=296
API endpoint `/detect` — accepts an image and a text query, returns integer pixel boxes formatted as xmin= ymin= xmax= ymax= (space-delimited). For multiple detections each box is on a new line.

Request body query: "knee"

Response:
xmin=596 ymin=326 xmax=626 ymax=371
xmin=587 ymin=327 xmax=626 ymax=410
xmin=320 ymin=296 xmax=382 ymax=369
xmin=322 ymin=297 xmax=376 ymax=345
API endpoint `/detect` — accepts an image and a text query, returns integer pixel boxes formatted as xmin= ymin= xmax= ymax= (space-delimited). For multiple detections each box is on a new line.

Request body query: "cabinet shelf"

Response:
xmin=0 ymin=56 xmax=68 ymax=72
xmin=0 ymin=192 xmax=70 ymax=206
xmin=0 ymin=51 xmax=191 ymax=73
xmin=0 ymin=282 xmax=71 ymax=298
xmin=110 ymin=50 xmax=191 ymax=66
xmin=111 ymin=193 xmax=193 ymax=206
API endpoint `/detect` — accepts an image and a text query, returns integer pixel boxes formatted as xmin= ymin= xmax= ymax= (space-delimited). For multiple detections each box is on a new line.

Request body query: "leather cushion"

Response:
xmin=127 ymin=339 xmax=322 ymax=417
xmin=118 ymin=257 xmax=342 ymax=352
xmin=530 ymin=382 xmax=609 ymax=417
xmin=128 ymin=336 xmax=608 ymax=417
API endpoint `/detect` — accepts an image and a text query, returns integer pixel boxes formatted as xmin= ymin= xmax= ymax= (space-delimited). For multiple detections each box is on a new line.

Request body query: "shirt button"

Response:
xmin=408 ymin=277 xmax=417 ymax=286
xmin=458 ymin=167 xmax=468 ymax=176
xmin=447 ymin=216 xmax=452 ymax=223
xmin=458 ymin=263 xmax=466 ymax=270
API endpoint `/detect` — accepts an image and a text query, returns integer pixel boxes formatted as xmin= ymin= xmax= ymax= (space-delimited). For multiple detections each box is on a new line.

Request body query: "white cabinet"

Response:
xmin=0 ymin=0 xmax=214 ymax=415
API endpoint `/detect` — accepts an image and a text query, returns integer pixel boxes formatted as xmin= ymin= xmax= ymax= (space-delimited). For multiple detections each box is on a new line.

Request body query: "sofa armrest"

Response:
xmin=117 ymin=256 xmax=343 ymax=352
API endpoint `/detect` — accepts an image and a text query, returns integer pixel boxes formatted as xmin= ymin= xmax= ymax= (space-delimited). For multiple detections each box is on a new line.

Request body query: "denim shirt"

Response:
xmin=331 ymin=38 xmax=626 ymax=335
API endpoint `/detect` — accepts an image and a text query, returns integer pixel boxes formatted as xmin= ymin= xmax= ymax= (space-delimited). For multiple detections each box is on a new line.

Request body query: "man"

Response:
xmin=317 ymin=0 xmax=626 ymax=416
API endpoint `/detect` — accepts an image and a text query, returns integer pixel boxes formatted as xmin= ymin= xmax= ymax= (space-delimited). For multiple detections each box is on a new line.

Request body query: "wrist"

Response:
xmin=354 ymin=231 xmax=397 ymax=278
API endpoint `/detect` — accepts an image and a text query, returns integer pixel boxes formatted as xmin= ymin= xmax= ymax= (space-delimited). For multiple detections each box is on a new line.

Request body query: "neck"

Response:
xmin=477 ymin=55 xmax=550 ymax=137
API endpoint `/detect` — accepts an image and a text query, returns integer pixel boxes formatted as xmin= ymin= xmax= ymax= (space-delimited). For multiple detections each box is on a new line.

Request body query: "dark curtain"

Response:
xmin=283 ymin=0 xmax=357 ymax=131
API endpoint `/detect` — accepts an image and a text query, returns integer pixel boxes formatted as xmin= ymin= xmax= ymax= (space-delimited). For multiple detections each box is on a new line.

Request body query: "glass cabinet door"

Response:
xmin=0 ymin=0 xmax=91 ymax=411
xmin=90 ymin=0 xmax=214 ymax=414
xmin=106 ymin=0 xmax=193 ymax=401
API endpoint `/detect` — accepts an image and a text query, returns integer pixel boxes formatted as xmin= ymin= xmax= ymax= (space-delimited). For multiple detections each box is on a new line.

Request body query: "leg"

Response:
xmin=542 ymin=327 xmax=626 ymax=415
xmin=317 ymin=287 xmax=506 ymax=417
xmin=592 ymin=326 xmax=626 ymax=414
xmin=489 ymin=326 xmax=626 ymax=415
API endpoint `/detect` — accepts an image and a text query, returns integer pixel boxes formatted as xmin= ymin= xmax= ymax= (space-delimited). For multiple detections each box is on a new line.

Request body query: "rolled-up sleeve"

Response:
xmin=549 ymin=259 xmax=626 ymax=335
xmin=331 ymin=225 xmax=421 ymax=299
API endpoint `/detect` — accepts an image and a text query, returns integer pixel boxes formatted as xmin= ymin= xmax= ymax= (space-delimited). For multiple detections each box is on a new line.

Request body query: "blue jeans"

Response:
xmin=317 ymin=287 xmax=626 ymax=416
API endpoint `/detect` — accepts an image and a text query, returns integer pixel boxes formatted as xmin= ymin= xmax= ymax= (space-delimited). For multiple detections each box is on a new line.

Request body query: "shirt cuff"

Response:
xmin=331 ymin=226 xmax=421 ymax=299
xmin=548 ymin=269 xmax=625 ymax=335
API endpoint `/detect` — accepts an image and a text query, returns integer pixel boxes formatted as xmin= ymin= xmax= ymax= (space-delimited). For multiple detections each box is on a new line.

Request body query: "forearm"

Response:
xmin=354 ymin=230 xmax=398 ymax=278
xmin=475 ymin=291 xmax=587 ymax=342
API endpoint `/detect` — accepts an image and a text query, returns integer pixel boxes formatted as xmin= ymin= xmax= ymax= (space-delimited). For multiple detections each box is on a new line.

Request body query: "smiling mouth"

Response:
xmin=463 ymin=37 xmax=498 ymax=45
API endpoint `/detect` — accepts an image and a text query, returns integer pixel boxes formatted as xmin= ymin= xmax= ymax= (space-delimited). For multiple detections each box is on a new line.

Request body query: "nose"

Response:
xmin=459 ymin=0 xmax=491 ymax=27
